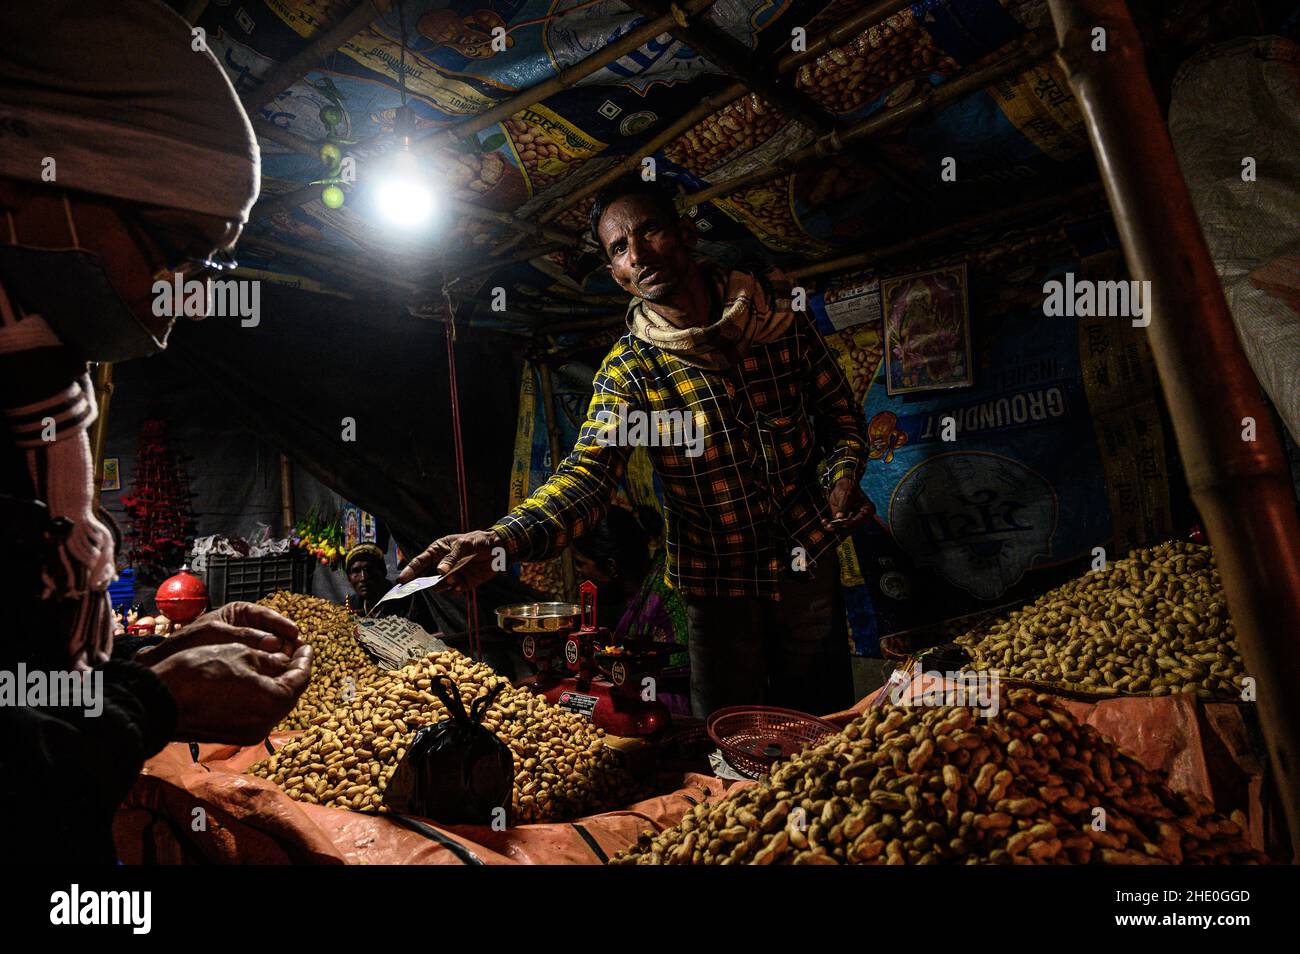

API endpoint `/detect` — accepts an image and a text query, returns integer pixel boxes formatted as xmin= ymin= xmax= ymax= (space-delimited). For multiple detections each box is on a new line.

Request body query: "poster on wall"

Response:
xmin=101 ymin=458 xmax=121 ymax=492
xmin=342 ymin=504 xmax=362 ymax=552
xmin=882 ymin=263 xmax=973 ymax=395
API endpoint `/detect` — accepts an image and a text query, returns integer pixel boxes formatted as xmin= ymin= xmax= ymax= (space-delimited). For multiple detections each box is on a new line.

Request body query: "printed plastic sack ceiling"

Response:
xmin=197 ymin=0 xmax=1095 ymax=306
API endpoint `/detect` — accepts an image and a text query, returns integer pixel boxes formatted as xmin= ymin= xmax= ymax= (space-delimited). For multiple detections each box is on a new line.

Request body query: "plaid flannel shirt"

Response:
xmin=492 ymin=309 xmax=869 ymax=599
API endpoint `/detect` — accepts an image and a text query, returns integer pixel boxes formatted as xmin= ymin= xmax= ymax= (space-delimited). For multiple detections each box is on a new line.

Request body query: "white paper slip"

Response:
xmin=375 ymin=575 xmax=445 ymax=606
xmin=372 ymin=554 xmax=475 ymax=609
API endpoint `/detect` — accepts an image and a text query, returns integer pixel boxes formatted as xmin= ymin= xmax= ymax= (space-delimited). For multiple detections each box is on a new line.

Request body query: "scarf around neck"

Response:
xmin=625 ymin=264 xmax=795 ymax=371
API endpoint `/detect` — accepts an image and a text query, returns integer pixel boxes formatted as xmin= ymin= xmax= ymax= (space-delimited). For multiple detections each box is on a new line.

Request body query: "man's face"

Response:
xmin=0 ymin=179 xmax=241 ymax=330
xmin=348 ymin=557 xmax=388 ymax=600
xmin=597 ymin=194 xmax=696 ymax=303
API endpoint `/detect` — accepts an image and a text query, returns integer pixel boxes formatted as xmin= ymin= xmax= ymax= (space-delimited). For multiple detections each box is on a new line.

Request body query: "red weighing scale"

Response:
xmin=496 ymin=580 xmax=672 ymax=736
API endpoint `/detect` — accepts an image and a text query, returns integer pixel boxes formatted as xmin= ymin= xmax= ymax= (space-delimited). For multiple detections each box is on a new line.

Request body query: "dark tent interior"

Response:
xmin=6 ymin=0 xmax=1298 ymax=872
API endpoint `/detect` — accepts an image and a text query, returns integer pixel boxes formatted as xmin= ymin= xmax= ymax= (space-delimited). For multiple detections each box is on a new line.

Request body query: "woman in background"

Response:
xmin=571 ymin=505 xmax=690 ymax=713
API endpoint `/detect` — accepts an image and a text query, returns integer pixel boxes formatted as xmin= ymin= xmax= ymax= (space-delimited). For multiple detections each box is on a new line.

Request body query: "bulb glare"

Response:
xmin=377 ymin=176 xmax=434 ymax=227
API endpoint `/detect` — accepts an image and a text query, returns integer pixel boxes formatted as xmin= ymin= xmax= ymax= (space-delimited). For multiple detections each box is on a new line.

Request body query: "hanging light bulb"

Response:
xmin=376 ymin=104 xmax=433 ymax=228
xmin=376 ymin=2 xmax=434 ymax=229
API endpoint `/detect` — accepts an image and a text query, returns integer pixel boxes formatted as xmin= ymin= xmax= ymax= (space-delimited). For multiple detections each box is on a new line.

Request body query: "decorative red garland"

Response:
xmin=122 ymin=417 xmax=196 ymax=581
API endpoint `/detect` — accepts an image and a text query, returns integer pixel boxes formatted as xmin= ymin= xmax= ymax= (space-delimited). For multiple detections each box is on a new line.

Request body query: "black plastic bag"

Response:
xmin=382 ymin=674 xmax=513 ymax=826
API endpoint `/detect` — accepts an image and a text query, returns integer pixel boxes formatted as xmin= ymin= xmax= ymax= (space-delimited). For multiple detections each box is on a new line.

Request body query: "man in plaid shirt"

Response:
xmin=403 ymin=176 xmax=874 ymax=715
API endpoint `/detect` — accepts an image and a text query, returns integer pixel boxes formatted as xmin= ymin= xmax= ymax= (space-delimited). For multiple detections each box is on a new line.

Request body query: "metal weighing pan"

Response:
xmin=495 ymin=601 xmax=582 ymax=634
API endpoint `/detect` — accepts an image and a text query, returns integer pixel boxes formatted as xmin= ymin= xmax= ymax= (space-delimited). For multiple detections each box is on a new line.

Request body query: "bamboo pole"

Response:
xmin=453 ymin=241 xmax=569 ymax=279
xmin=680 ymin=30 xmax=1057 ymax=209
xmin=89 ymin=362 xmax=114 ymax=507
xmin=248 ymin=236 xmax=423 ymax=293
xmin=253 ymin=119 xmax=319 ymax=157
xmin=489 ymin=0 xmax=920 ymax=258
xmin=279 ymin=454 xmax=295 ymax=537
xmin=788 ymin=182 xmax=1105 ymax=280
xmin=446 ymin=198 xmax=578 ymax=248
xmin=536 ymin=361 xmax=577 ymax=601
xmin=242 ymin=1 xmax=384 ymax=113
xmin=621 ymin=0 xmax=834 ymax=135
xmin=422 ymin=0 xmax=719 ymax=148
xmin=251 ymin=182 xmax=326 ymax=222
xmin=1047 ymin=0 xmax=1300 ymax=859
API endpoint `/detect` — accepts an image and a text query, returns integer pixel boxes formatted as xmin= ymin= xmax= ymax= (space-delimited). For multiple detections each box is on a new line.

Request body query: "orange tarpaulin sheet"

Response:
xmin=116 ymin=733 xmax=733 ymax=865
xmin=115 ymin=687 xmax=1272 ymax=864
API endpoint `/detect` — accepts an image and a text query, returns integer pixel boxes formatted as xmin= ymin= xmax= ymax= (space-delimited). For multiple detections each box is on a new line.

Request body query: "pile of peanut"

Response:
xmin=613 ymin=689 xmax=1262 ymax=864
xmin=249 ymin=594 xmax=637 ymax=823
xmin=258 ymin=592 xmax=382 ymax=731
xmin=955 ymin=541 xmax=1248 ymax=699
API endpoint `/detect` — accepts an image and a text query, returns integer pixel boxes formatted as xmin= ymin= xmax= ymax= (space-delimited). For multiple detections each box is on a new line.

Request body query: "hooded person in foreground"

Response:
xmin=401 ymin=177 xmax=873 ymax=717
xmin=0 ymin=0 xmax=311 ymax=862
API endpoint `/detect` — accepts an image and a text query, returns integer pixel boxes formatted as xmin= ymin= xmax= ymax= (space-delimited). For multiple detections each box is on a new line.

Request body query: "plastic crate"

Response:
xmin=108 ymin=568 xmax=136 ymax=611
xmin=204 ymin=552 xmax=316 ymax=605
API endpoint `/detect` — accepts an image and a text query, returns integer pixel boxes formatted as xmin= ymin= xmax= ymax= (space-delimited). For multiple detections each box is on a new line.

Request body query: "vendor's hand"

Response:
xmin=397 ymin=529 xmax=503 ymax=595
xmin=151 ymin=642 xmax=313 ymax=744
xmin=135 ymin=601 xmax=300 ymax=665
xmin=822 ymin=477 xmax=876 ymax=532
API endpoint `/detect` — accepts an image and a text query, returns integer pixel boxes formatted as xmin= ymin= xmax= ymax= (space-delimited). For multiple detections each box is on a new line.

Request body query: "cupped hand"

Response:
xmin=135 ymin=600 xmax=300 ymax=664
xmin=151 ymin=642 xmax=313 ymax=744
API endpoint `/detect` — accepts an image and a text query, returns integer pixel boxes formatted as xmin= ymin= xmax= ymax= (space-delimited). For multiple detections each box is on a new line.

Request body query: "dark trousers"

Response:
xmin=684 ymin=554 xmax=854 ymax=717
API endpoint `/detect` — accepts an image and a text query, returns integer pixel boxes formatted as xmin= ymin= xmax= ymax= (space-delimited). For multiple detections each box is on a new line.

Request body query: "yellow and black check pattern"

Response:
xmin=492 ymin=311 xmax=869 ymax=598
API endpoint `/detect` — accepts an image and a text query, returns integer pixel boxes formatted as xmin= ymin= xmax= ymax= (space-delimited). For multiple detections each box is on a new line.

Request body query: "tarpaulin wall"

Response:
xmin=100 ymin=356 xmax=362 ymax=607
xmin=158 ymin=283 xmax=527 ymax=565
xmin=812 ymin=238 xmax=1193 ymax=648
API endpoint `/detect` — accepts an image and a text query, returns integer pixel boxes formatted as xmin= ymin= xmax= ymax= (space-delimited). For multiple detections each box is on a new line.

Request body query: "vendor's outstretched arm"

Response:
xmin=400 ymin=354 xmax=641 ymax=587
xmin=491 ymin=366 xmax=639 ymax=563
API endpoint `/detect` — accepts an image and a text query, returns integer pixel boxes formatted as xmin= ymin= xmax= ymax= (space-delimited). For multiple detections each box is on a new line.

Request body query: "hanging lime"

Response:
xmin=319 ymin=142 xmax=342 ymax=166
xmin=321 ymin=185 xmax=345 ymax=209
xmin=319 ymin=105 xmax=343 ymax=126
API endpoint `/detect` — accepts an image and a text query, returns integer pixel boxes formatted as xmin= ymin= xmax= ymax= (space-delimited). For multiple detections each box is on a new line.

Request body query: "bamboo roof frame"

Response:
xmin=487 ymin=0 xmax=920 ymax=260
xmin=245 ymin=1 xmax=724 ymax=252
xmin=619 ymin=0 xmax=928 ymax=203
xmin=242 ymin=1 xmax=385 ymax=114
xmin=239 ymin=0 xmax=1099 ymax=301
xmin=422 ymin=0 xmax=720 ymax=149
xmin=621 ymin=0 xmax=837 ymax=136
xmin=787 ymin=181 xmax=1106 ymax=279
xmin=250 ymin=122 xmax=580 ymax=247
xmin=678 ymin=30 xmax=1058 ymax=211
xmin=481 ymin=28 xmax=1059 ymax=272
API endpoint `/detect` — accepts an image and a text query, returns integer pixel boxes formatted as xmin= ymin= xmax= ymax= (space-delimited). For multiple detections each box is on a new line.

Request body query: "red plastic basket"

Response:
xmin=706 ymin=706 xmax=841 ymax=779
